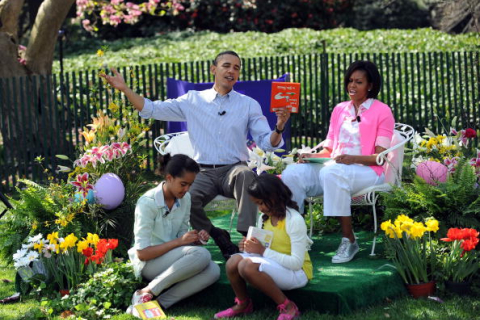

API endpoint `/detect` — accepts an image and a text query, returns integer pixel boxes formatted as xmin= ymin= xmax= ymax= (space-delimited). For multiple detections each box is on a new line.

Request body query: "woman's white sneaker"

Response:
xmin=332 ymin=237 xmax=359 ymax=263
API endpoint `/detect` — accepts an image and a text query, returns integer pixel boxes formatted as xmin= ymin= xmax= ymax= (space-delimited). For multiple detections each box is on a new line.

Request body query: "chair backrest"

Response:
xmin=166 ymin=74 xmax=292 ymax=150
xmin=155 ymin=132 xmax=194 ymax=157
xmin=383 ymin=123 xmax=415 ymax=186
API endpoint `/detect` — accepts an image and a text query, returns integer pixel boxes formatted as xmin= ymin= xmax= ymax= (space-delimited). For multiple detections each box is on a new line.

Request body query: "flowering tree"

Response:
xmin=75 ymin=0 xmax=186 ymax=33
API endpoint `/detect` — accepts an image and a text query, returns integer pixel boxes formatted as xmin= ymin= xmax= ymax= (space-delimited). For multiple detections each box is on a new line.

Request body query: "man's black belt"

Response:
xmin=199 ymin=162 xmax=243 ymax=169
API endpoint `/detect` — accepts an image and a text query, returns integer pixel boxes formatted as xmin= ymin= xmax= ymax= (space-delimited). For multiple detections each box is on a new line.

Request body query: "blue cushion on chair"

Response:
xmin=166 ymin=74 xmax=291 ymax=150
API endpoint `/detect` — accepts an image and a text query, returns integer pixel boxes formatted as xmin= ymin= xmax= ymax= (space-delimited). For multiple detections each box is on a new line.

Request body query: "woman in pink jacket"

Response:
xmin=282 ymin=60 xmax=395 ymax=264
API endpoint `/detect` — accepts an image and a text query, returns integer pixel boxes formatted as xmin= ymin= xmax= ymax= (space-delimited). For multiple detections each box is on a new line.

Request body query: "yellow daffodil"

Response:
xmin=60 ymin=233 xmax=78 ymax=253
xmin=47 ymin=232 xmax=59 ymax=245
xmin=87 ymin=233 xmax=100 ymax=247
xmin=97 ymin=49 xmax=104 ymax=57
xmin=396 ymin=214 xmax=413 ymax=224
xmin=77 ymin=240 xmax=89 ymax=253
xmin=425 ymin=218 xmax=439 ymax=233
xmin=33 ymin=240 xmax=44 ymax=253
xmin=400 ymin=220 xmax=414 ymax=233
xmin=380 ymin=220 xmax=392 ymax=231
xmin=409 ymin=222 xmax=427 ymax=239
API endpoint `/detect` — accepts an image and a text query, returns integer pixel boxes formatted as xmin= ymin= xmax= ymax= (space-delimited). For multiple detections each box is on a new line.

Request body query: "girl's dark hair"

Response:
xmin=158 ymin=154 xmax=200 ymax=178
xmin=344 ymin=60 xmax=382 ymax=99
xmin=247 ymin=174 xmax=299 ymax=222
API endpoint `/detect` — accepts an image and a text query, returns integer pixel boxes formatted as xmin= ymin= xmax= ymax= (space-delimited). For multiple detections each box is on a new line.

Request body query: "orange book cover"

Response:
xmin=270 ymin=82 xmax=301 ymax=113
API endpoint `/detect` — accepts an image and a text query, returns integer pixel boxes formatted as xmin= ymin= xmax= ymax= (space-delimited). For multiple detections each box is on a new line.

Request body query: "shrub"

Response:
xmin=175 ymin=0 xmax=351 ymax=33
xmin=347 ymin=0 xmax=430 ymax=30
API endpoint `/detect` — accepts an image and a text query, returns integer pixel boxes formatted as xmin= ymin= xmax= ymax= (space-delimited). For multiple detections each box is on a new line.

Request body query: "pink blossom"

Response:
xmin=109 ymin=15 xmax=122 ymax=26
xmin=82 ymin=19 xmax=94 ymax=32
xmin=102 ymin=148 xmax=115 ymax=161
xmin=458 ymin=130 xmax=469 ymax=147
xmin=470 ymin=157 xmax=480 ymax=168
xmin=443 ymin=157 xmax=459 ymax=174
xmin=104 ymin=5 xmax=116 ymax=14
xmin=74 ymin=154 xmax=92 ymax=168
xmin=70 ymin=173 xmax=94 ymax=196
xmin=89 ymin=147 xmax=105 ymax=164
xmin=110 ymin=143 xmax=123 ymax=158
xmin=121 ymin=142 xmax=132 ymax=154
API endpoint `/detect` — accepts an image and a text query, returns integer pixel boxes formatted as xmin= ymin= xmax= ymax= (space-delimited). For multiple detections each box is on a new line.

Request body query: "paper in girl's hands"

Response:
xmin=198 ymin=229 xmax=209 ymax=245
xmin=247 ymin=226 xmax=274 ymax=249
xmin=271 ymin=82 xmax=301 ymax=113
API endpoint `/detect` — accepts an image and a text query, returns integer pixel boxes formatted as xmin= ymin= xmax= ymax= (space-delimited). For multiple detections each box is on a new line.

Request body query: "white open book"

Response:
xmin=247 ymin=226 xmax=274 ymax=249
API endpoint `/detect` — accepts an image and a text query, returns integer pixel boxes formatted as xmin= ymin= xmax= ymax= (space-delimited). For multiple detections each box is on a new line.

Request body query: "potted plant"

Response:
xmin=439 ymin=227 xmax=479 ymax=295
xmin=380 ymin=214 xmax=440 ymax=298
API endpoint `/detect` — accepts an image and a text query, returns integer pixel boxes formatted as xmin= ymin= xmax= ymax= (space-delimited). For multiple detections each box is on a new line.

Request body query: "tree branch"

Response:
xmin=25 ymin=0 xmax=75 ymax=75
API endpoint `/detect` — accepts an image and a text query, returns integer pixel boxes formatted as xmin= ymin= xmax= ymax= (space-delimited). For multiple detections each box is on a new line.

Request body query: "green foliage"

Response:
xmin=382 ymin=159 xmax=480 ymax=232
xmin=0 ymin=180 xmax=91 ymax=264
xmin=56 ymin=28 xmax=480 ymax=73
xmin=42 ymin=262 xmax=142 ymax=319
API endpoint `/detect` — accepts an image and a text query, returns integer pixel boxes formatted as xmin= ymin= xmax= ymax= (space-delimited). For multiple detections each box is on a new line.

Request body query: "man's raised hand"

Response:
xmin=100 ymin=67 xmax=128 ymax=92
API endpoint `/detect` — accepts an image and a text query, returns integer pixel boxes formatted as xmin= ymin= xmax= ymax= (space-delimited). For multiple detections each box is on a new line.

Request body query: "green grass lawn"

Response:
xmin=55 ymin=28 xmax=480 ymax=73
xmin=1 ymin=260 xmax=479 ymax=320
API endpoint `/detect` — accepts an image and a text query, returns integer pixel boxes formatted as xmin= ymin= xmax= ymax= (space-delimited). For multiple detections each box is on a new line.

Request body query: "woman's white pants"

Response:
xmin=282 ymin=162 xmax=384 ymax=216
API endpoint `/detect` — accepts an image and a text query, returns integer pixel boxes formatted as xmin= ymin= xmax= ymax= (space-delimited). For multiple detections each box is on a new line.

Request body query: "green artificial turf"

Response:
xmin=185 ymin=214 xmax=406 ymax=315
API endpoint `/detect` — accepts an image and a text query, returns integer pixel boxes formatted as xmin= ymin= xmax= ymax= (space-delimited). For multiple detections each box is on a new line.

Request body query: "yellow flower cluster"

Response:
xmin=60 ymin=233 xmax=78 ymax=253
xmin=381 ymin=214 xmax=439 ymax=240
xmin=419 ymin=135 xmax=458 ymax=159
xmin=76 ymin=233 xmax=100 ymax=253
xmin=33 ymin=232 xmax=101 ymax=255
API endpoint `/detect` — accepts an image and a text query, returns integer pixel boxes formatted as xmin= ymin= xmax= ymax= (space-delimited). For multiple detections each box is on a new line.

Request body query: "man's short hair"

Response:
xmin=213 ymin=51 xmax=241 ymax=66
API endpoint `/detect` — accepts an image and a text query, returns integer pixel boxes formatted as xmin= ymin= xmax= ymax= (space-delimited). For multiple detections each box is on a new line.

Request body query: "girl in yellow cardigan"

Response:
xmin=214 ymin=174 xmax=313 ymax=320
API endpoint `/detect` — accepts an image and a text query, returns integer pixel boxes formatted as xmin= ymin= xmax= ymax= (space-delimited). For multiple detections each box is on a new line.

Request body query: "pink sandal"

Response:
xmin=277 ymin=298 xmax=300 ymax=320
xmin=214 ymin=297 xmax=253 ymax=319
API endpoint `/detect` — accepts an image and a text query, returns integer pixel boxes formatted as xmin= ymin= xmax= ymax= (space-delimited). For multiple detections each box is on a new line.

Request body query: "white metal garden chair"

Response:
xmin=305 ymin=123 xmax=415 ymax=255
xmin=154 ymin=132 xmax=239 ymax=231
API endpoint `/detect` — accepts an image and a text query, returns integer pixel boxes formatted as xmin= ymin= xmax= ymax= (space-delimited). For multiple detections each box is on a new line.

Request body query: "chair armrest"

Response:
xmin=375 ymin=123 xmax=415 ymax=166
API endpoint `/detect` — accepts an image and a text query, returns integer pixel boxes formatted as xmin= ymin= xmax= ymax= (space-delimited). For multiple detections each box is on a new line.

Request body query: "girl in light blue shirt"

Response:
xmin=127 ymin=154 xmax=220 ymax=315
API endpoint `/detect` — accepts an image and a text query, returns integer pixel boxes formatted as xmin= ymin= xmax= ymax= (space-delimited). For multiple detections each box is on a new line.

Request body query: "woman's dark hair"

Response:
xmin=213 ymin=50 xmax=241 ymax=66
xmin=158 ymin=154 xmax=200 ymax=178
xmin=344 ymin=60 xmax=382 ymax=99
xmin=247 ymin=174 xmax=299 ymax=222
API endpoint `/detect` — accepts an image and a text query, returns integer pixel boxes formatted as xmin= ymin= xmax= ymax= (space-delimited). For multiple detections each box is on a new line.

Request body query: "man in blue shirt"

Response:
xmin=102 ymin=51 xmax=290 ymax=260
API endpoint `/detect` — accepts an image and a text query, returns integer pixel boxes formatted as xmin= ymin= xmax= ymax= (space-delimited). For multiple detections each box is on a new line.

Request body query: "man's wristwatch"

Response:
xmin=275 ymin=125 xmax=285 ymax=134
